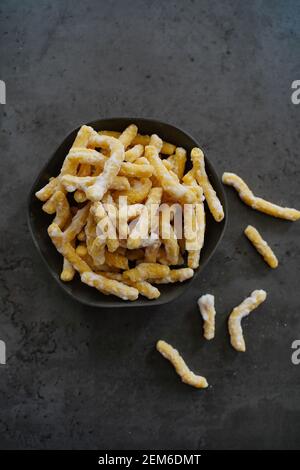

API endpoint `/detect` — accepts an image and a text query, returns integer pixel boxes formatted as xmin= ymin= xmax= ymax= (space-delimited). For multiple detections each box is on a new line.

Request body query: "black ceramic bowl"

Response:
xmin=28 ymin=118 xmax=227 ymax=307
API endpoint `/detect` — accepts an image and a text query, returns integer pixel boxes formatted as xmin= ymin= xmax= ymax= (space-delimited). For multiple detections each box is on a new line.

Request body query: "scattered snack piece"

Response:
xmin=222 ymin=172 xmax=300 ymax=221
xmin=197 ymin=294 xmax=216 ymax=340
xmin=228 ymin=290 xmax=267 ymax=352
xmin=244 ymin=225 xmax=278 ymax=268
xmin=156 ymin=340 xmax=208 ymax=389
xmin=191 ymin=147 xmax=224 ymax=222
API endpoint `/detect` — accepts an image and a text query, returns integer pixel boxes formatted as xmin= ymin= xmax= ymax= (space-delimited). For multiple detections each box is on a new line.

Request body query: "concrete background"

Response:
xmin=0 ymin=0 xmax=300 ymax=449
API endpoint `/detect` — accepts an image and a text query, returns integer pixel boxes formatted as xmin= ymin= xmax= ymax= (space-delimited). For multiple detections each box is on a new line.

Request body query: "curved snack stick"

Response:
xmin=123 ymin=263 xmax=170 ymax=282
xmin=89 ymin=237 xmax=106 ymax=266
xmin=65 ymin=147 xmax=107 ymax=166
xmin=124 ymin=144 xmax=144 ymax=163
xmin=149 ymin=134 xmax=163 ymax=152
xmin=36 ymin=125 xmax=94 ymax=202
xmin=52 ymin=191 xmax=71 ymax=229
xmin=118 ymin=124 xmax=138 ymax=149
xmin=81 ymin=272 xmax=138 ymax=301
xmin=156 ymin=340 xmax=208 ymax=389
xmin=79 ymin=134 xmax=125 ymax=201
xmin=61 ymin=174 xmax=130 ymax=193
xmin=128 ymin=280 xmax=160 ymax=299
xmin=222 ymin=172 xmax=300 ymax=221
xmin=145 ymin=145 xmax=197 ymax=204
xmin=48 ymin=224 xmax=92 ymax=275
xmin=197 ymin=294 xmax=216 ymax=340
xmin=191 ymin=147 xmax=224 ymax=222
xmin=244 ymin=225 xmax=278 ymax=268
xmin=228 ymin=289 xmax=267 ymax=352
xmin=35 ymin=177 xmax=59 ymax=202
xmin=152 ymin=268 xmax=194 ymax=283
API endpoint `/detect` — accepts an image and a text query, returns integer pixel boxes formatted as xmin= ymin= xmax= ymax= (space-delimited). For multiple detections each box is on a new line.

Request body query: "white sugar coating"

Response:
xmin=198 ymin=294 xmax=215 ymax=321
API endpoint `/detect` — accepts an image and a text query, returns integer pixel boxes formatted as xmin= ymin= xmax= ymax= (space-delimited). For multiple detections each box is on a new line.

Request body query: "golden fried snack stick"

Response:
xmin=132 ymin=134 xmax=175 ymax=155
xmin=149 ymin=133 xmax=163 ymax=152
xmin=222 ymin=172 xmax=300 ymax=221
xmin=119 ymin=162 xmax=154 ymax=178
xmin=68 ymin=146 xmax=106 ymax=162
xmin=191 ymin=147 xmax=224 ymax=222
xmin=102 ymin=193 xmax=119 ymax=252
xmin=127 ymin=187 xmax=162 ymax=249
xmin=76 ymin=134 xmax=125 ymax=201
xmin=51 ymin=190 xmax=71 ymax=229
xmin=145 ymin=145 xmax=197 ymax=204
xmin=118 ymin=124 xmax=138 ymax=149
xmin=48 ymin=224 xmax=92 ymax=275
xmin=61 ymin=174 xmax=130 ymax=193
xmin=102 ymin=272 xmax=160 ymax=300
xmin=187 ymin=201 xmax=206 ymax=269
xmin=123 ymin=262 xmax=170 ymax=282
xmin=160 ymin=205 xmax=179 ymax=265
xmin=35 ymin=125 xmax=93 ymax=202
xmin=124 ymin=144 xmax=144 ymax=163
xmin=156 ymin=340 xmax=208 ymax=389
xmin=75 ymin=243 xmax=88 ymax=257
xmin=152 ymin=268 xmax=194 ymax=283
xmin=81 ymin=272 xmax=138 ymax=301
xmin=135 ymin=156 xmax=150 ymax=165
xmin=197 ymin=294 xmax=216 ymax=340
xmin=228 ymin=290 xmax=267 ymax=352
xmin=36 ymin=177 xmax=58 ymax=202
xmin=157 ymin=246 xmax=184 ymax=266
xmin=61 ymin=257 xmax=76 ymax=282
xmin=244 ymin=225 xmax=278 ymax=268
xmin=167 ymin=147 xmax=187 ymax=180
xmin=50 ymin=190 xmax=74 ymax=280
xmin=113 ymin=178 xmax=152 ymax=204
xmin=105 ymin=250 xmax=129 ymax=270
xmin=63 ymin=203 xmax=90 ymax=242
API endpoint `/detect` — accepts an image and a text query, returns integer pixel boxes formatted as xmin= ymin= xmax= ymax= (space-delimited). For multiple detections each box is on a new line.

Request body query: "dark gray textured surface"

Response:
xmin=0 ymin=0 xmax=300 ymax=450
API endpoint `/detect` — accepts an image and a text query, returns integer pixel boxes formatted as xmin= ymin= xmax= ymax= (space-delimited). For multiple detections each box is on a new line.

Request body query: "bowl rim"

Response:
xmin=27 ymin=117 xmax=228 ymax=308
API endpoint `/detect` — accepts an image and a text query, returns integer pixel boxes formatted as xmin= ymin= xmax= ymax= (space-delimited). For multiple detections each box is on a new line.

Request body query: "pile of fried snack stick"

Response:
xmin=36 ymin=123 xmax=300 ymax=389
